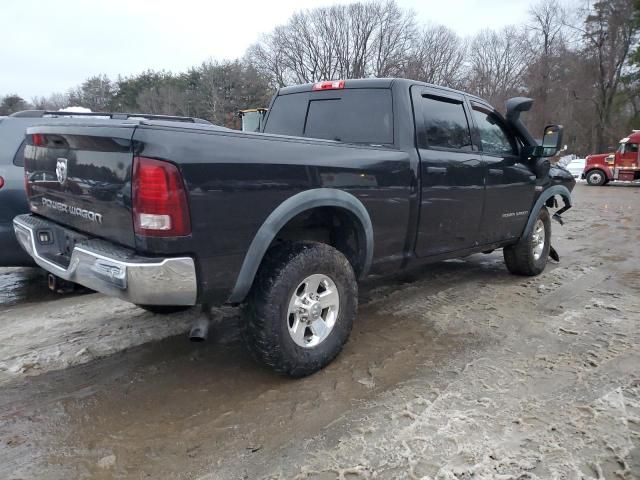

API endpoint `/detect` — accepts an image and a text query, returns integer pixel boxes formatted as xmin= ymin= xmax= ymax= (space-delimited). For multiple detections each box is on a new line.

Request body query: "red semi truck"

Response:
xmin=583 ymin=130 xmax=640 ymax=186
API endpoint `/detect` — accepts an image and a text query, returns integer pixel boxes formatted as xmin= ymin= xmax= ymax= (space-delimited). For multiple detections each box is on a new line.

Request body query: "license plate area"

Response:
xmin=34 ymin=224 xmax=88 ymax=269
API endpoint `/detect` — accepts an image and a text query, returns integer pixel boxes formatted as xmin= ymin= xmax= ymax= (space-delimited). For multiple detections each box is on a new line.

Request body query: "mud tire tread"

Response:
xmin=243 ymin=241 xmax=357 ymax=377
xmin=503 ymin=207 xmax=551 ymax=276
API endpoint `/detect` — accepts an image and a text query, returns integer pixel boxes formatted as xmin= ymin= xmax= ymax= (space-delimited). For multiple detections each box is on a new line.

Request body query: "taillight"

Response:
xmin=0 ymin=176 xmax=4 ymax=189
xmin=312 ymin=80 xmax=345 ymax=91
xmin=132 ymin=156 xmax=191 ymax=237
xmin=31 ymin=133 xmax=45 ymax=146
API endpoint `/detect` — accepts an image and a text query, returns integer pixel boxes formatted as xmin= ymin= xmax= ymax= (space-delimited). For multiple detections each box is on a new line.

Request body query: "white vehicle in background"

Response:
xmin=565 ymin=158 xmax=586 ymax=179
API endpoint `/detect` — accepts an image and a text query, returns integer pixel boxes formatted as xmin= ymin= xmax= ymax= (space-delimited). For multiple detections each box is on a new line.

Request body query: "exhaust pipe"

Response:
xmin=189 ymin=316 xmax=211 ymax=342
xmin=47 ymin=273 xmax=57 ymax=291
xmin=47 ymin=273 xmax=77 ymax=293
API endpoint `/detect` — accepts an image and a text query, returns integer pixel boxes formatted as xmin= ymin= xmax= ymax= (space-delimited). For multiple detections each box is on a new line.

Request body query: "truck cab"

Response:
xmin=584 ymin=131 xmax=640 ymax=185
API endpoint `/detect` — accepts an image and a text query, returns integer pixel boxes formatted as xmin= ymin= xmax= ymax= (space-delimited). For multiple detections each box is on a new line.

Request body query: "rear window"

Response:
xmin=264 ymin=89 xmax=393 ymax=145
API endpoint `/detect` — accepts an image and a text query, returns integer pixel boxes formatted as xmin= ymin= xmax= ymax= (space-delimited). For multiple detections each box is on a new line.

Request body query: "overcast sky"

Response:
xmin=1 ymin=0 xmax=532 ymax=99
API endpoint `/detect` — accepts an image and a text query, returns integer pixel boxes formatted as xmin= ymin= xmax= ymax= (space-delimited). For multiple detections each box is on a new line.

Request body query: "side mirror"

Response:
xmin=532 ymin=125 xmax=564 ymax=157
xmin=540 ymin=125 xmax=563 ymax=157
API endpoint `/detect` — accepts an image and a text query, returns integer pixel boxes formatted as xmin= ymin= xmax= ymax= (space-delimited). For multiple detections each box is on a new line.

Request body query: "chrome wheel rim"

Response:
xmin=532 ymin=219 xmax=545 ymax=260
xmin=589 ymin=172 xmax=602 ymax=184
xmin=287 ymin=274 xmax=339 ymax=348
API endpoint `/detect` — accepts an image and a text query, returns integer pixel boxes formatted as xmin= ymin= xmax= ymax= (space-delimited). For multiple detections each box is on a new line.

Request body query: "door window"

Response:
xmin=418 ymin=95 xmax=472 ymax=151
xmin=472 ymin=107 xmax=518 ymax=156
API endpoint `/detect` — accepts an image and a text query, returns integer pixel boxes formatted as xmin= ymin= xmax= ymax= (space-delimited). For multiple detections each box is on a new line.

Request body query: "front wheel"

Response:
xmin=243 ymin=242 xmax=357 ymax=377
xmin=586 ymin=169 xmax=607 ymax=186
xmin=503 ymin=207 xmax=551 ymax=276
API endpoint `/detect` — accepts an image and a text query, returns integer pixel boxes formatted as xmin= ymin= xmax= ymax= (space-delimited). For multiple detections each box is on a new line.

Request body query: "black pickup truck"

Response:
xmin=14 ymin=78 xmax=574 ymax=376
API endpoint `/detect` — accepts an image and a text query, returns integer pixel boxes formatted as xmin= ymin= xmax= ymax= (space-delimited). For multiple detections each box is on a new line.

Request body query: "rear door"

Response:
xmin=24 ymin=123 xmax=137 ymax=247
xmin=469 ymin=103 xmax=536 ymax=244
xmin=412 ymin=87 xmax=485 ymax=257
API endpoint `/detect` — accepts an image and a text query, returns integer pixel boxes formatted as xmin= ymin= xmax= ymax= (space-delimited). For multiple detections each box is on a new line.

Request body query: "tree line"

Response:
xmin=1 ymin=0 xmax=638 ymax=155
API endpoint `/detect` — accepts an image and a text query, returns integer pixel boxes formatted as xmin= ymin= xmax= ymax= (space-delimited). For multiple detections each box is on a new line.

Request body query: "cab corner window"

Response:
xmin=12 ymin=140 xmax=26 ymax=167
xmin=419 ymin=95 xmax=472 ymax=151
xmin=472 ymin=107 xmax=517 ymax=156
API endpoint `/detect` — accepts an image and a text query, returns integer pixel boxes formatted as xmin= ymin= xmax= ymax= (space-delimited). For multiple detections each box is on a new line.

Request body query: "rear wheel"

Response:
xmin=243 ymin=242 xmax=357 ymax=377
xmin=503 ymin=207 xmax=551 ymax=276
xmin=586 ymin=169 xmax=607 ymax=186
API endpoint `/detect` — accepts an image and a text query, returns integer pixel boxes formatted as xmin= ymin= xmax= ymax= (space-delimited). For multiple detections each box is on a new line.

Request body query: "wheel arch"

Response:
xmin=521 ymin=185 xmax=572 ymax=239
xmin=227 ymin=189 xmax=373 ymax=303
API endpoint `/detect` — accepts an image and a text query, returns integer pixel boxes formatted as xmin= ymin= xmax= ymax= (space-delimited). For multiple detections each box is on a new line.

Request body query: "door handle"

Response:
xmin=488 ymin=168 xmax=503 ymax=176
xmin=427 ymin=166 xmax=447 ymax=174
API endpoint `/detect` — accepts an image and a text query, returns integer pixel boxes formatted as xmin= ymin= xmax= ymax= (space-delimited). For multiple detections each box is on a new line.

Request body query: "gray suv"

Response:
xmin=0 ymin=110 xmax=211 ymax=267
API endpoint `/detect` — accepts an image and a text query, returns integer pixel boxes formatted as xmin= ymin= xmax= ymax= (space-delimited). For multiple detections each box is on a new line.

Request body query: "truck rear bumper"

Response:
xmin=13 ymin=214 xmax=197 ymax=306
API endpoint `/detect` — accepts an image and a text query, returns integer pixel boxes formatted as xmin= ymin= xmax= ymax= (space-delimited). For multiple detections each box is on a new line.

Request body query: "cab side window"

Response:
xmin=472 ymin=107 xmax=518 ymax=156
xmin=626 ymin=143 xmax=639 ymax=153
xmin=418 ymin=95 xmax=472 ymax=151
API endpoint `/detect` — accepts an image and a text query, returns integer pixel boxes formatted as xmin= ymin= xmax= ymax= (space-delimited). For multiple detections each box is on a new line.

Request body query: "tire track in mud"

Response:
xmin=239 ymin=292 xmax=640 ymax=480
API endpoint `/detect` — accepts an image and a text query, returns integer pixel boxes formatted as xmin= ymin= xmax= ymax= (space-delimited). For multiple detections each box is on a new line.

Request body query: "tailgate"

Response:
xmin=24 ymin=123 xmax=137 ymax=247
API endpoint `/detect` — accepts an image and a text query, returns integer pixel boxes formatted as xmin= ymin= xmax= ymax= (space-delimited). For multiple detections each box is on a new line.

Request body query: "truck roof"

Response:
xmin=621 ymin=130 xmax=640 ymax=143
xmin=277 ymin=77 xmax=490 ymax=107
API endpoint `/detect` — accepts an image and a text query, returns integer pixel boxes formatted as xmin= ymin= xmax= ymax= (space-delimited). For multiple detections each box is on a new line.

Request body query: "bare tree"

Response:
xmin=525 ymin=0 xmax=567 ymax=130
xmin=568 ymin=0 xmax=640 ymax=151
xmin=467 ymin=27 xmax=529 ymax=106
xmin=403 ymin=25 xmax=467 ymax=88
xmin=370 ymin=1 xmax=417 ymax=77
xmin=247 ymin=0 xmax=417 ymax=85
xmin=31 ymin=92 xmax=71 ymax=111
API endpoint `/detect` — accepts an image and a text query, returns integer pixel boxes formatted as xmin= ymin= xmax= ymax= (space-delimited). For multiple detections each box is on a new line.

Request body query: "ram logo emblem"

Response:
xmin=56 ymin=158 xmax=68 ymax=185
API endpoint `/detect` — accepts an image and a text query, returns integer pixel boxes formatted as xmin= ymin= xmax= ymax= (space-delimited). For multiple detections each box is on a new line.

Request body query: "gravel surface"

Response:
xmin=0 ymin=183 xmax=638 ymax=479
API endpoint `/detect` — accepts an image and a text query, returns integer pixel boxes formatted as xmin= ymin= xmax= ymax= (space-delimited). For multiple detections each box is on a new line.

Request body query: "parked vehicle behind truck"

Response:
xmin=583 ymin=130 xmax=640 ymax=186
xmin=14 ymin=78 xmax=574 ymax=376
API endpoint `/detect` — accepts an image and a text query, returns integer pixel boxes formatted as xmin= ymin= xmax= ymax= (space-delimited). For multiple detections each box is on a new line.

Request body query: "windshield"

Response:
xmin=617 ymin=141 xmax=639 ymax=154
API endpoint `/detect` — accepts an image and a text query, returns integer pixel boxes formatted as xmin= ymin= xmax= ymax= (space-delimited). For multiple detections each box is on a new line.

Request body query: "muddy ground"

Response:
xmin=0 ymin=183 xmax=639 ymax=480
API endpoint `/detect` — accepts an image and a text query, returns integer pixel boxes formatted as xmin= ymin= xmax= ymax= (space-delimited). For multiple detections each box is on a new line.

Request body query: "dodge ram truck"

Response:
xmin=14 ymin=78 xmax=574 ymax=376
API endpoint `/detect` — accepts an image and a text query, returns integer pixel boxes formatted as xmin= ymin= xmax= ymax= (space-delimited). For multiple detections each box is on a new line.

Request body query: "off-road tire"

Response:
xmin=243 ymin=241 xmax=357 ymax=377
xmin=503 ymin=207 xmax=551 ymax=276
xmin=137 ymin=305 xmax=192 ymax=314
xmin=586 ymin=169 xmax=607 ymax=186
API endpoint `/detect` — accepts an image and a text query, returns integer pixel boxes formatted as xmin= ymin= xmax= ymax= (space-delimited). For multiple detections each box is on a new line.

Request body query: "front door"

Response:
xmin=469 ymin=103 xmax=536 ymax=244
xmin=616 ymin=140 xmax=639 ymax=171
xmin=412 ymin=87 xmax=485 ymax=257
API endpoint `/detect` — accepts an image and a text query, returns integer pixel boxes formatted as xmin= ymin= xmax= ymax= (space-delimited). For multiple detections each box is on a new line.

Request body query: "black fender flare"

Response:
xmin=227 ymin=188 xmax=374 ymax=303
xmin=521 ymin=185 xmax=572 ymax=238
